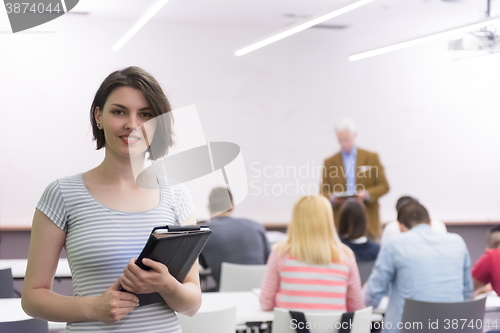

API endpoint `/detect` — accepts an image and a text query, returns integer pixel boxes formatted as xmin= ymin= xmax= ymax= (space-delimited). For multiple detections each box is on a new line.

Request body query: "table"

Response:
xmin=0 ymin=258 xmax=71 ymax=278
xmin=3 ymin=293 xmax=498 ymax=331
xmin=199 ymin=292 xmax=500 ymax=325
xmin=373 ymin=294 xmax=500 ymax=314
xmin=200 ymin=291 xmax=274 ymax=323
xmin=199 ymin=291 xmax=385 ymax=324
xmin=1 ymin=293 xmax=270 ymax=331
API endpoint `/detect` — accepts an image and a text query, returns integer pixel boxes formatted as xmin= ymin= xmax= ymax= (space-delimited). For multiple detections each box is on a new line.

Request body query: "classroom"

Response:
xmin=0 ymin=0 xmax=499 ymax=332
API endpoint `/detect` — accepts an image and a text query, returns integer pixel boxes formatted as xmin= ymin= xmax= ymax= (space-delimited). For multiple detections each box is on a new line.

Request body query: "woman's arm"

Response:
xmin=345 ymin=251 xmax=366 ymax=311
xmin=22 ymin=210 xmax=139 ymax=323
xmin=259 ymin=249 xmax=283 ymax=311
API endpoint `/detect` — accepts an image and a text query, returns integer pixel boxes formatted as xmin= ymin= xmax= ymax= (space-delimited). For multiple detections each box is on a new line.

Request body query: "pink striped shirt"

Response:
xmin=259 ymin=248 xmax=365 ymax=312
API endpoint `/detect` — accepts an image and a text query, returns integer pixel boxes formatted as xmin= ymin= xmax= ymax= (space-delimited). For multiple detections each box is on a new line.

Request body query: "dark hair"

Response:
xmin=487 ymin=225 xmax=500 ymax=249
xmin=90 ymin=66 xmax=174 ymax=160
xmin=208 ymin=187 xmax=234 ymax=214
xmin=396 ymin=196 xmax=418 ymax=212
xmin=338 ymin=201 xmax=368 ymax=239
xmin=397 ymin=202 xmax=430 ymax=229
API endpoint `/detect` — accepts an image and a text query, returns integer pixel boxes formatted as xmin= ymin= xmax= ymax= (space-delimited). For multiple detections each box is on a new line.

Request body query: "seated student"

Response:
xmin=260 ymin=195 xmax=365 ymax=312
xmin=380 ymin=196 xmax=447 ymax=244
xmin=365 ymin=202 xmax=472 ymax=333
xmin=338 ymin=200 xmax=380 ymax=262
xmin=472 ymin=225 xmax=500 ymax=296
xmin=201 ymin=187 xmax=270 ymax=291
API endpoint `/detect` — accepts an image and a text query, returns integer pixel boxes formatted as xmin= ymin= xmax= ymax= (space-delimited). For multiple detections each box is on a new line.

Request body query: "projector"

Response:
xmin=449 ymin=29 xmax=500 ymax=51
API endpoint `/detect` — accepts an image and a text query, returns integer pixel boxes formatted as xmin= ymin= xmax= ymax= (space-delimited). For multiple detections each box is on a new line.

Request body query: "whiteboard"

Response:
xmin=1 ymin=18 xmax=499 ymax=227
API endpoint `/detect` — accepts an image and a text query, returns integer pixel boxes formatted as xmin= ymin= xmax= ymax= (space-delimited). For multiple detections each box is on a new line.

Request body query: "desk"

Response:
xmin=206 ymin=291 xmax=500 ymax=325
xmin=199 ymin=291 xmax=384 ymax=324
xmin=0 ymin=298 xmax=66 ymax=330
xmin=0 ymin=259 xmax=71 ymax=278
xmin=5 ymin=293 xmax=497 ymax=332
xmin=201 ymin=291 xmax=273 ymax=323
xmin=373 ymin=295 xmax=500 ymax=314
xmin=1 ymin=293 xmax=269 ymax=331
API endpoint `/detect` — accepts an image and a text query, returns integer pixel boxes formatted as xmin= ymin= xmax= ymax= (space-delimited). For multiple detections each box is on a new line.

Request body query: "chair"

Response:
xmin=177 ymin=305 xmax=237 ymax=333
xmin=219 ymin=262 xmax=267 ymax=292
xmin=400 ymin=298 xmax=486 ymax=333
xmin=356 ymin=261 xmax=375 ymax=285
xmin=0 ymin=268 xmax=15 ymax=298
xmin=273 ymin=307 xmax=372 ymax=333
xmin=0 ymin=318 xmax=49 ymax=333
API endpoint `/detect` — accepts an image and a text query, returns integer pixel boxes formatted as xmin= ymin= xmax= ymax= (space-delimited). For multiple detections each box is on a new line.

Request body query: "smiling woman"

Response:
xmin=20 ymin=67 xmax=200 ymax=333
xmin=95 ymin=87 xmax=157 ymax=159
xmin=90 ymin=66 xmax=174 ymax=161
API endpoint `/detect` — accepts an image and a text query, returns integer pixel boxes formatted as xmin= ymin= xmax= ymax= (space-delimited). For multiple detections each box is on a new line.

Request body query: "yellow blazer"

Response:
xmin=321 ymin=147 xmax=389 ymax=238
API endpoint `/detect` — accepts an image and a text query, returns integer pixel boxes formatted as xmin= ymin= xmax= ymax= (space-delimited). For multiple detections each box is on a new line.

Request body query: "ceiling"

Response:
xmin=1 ymin=0 xmax=499 ymax=51
xmin=71 ymin=0 xmax=497 ymax=30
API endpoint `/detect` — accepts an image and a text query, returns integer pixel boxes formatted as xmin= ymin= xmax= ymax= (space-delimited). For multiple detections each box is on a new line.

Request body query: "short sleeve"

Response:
xmin=35 ymin=180 xmax=68 ymax=231
xmin=174 ymin=184 xmax=196 ymax=224
xmin=472 ymin=251 xmax=493 ymax=285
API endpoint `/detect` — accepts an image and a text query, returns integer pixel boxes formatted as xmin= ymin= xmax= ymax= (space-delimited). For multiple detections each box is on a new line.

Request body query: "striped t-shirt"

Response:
xmin=36 ymin=173 xmax=195 ymax=333
xmin=260 ymin=248 xmax=365 ymax=312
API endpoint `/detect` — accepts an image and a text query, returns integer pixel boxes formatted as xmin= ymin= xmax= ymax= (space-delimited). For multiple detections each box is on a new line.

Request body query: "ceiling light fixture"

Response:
xmin=235 ymin=0 xmax=374 ymax=57
xmin=348 ymin=16 xmax=500 ymax=61
xmin=112 ymin=0 xmax=169 ymax=52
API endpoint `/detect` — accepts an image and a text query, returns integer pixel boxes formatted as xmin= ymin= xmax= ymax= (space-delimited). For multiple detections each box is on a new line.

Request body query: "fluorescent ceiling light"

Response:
xmin=349 ymin=16 xmax=500 ymax=61
xmin=235 ymin=0 xmax=374 ymax=57
xmin=112 ymin=0 xmax=169 ymax=52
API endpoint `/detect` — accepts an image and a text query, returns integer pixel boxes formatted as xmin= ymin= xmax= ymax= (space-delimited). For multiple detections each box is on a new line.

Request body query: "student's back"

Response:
xmin=201 ymin=216 xmax=270 ymax=288
xmin=365 ymin=202 xmax=472 ymax=333
xmin=472 ymin=226 xmax=500 ymax=296
xmin=386 ymin=225 xmax=470 ymax=301
xmin=260 ymin=247 xmax=364 ymax=312
xmin=338 ymin=200 xmax=380 ymax=262
xmin=259 ymin=195 xmax=365 ymax=313
xmin=340 ymin=237 xmax=379 ymax=262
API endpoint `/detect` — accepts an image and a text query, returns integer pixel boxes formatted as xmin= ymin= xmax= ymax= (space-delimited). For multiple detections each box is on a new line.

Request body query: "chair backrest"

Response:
xmin=0 ymin=319 xmax=49 ymax=333
xmin=401 ymin=298 xmax=486 ymax=333
xmin=219 ymin=262 xmax=267 ymax=292
xmin=272 ymin=307 xmax=372 ymax=333
xmin=0 ymin=268 xmax=14 ymax=298
xmin=356 ymin=261 xmax=375 ymax=285
xmin=177 ymin=305 xmax=237 ymax=333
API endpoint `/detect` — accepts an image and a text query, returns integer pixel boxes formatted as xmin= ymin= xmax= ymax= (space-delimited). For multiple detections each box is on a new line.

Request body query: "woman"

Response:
xmin=259 ymin=195 xmax=365 ymax=312
xmin=21 ymin=67 xmax=200 ymax=333
xmin=338 ymin=200 xmax=380 ymax=262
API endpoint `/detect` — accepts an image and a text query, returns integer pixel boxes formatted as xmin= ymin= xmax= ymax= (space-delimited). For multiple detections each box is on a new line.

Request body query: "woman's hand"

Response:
xmin=120 ymin=258 xmax=179 ymax=295
xmin=91 ymin=279 xmax=139 ymax=324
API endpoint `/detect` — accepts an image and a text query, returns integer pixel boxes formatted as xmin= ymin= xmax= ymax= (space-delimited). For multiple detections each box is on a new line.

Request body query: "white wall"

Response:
xmin=0 ymin=13 xmax=499 ymax=227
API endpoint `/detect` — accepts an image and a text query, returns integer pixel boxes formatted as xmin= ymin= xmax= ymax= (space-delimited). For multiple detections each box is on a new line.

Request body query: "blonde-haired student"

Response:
xmin=259 ymin=195 xmax=365 ymax=312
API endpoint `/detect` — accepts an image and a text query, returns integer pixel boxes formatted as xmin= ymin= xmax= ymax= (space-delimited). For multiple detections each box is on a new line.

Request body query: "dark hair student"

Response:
xmin=90 ymin=66 xmax=174 ymax=160
xmin=338 ymin=200 xmax=368 ymax=240
xmin=22 ymin=66 xmax=200 ymax=333
xmin=338 ymin=200 xmax=380 ymax=262
xmin=397 ymin=202 xmax=430 ymax=230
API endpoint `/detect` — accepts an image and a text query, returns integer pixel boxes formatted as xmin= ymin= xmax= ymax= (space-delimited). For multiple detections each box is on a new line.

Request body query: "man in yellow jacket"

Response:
xmin=321 ymin=118 xmax=389 ymax=239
